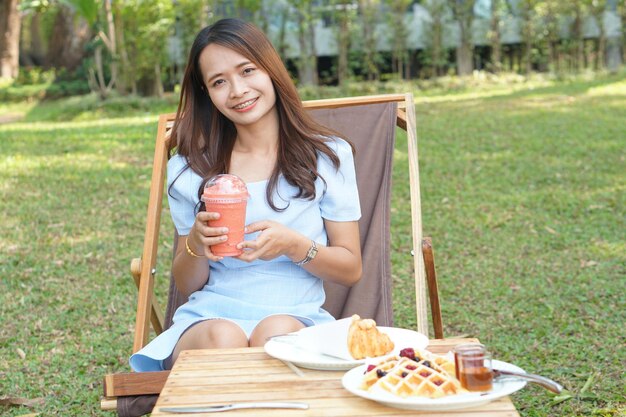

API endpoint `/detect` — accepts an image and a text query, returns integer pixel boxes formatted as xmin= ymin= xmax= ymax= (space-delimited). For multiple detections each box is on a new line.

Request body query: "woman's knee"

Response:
xmin=249 ymin=315 xmax=305 ymax=347
xmin=172 ymin=320 xmax=247 ymax=363
xmin=204 ymin=320 xmax=248 ymax=348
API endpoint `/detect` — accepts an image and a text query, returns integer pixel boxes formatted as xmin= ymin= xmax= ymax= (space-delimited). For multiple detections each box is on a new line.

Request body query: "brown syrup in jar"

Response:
xmin=459 ymin=366 xmax=493 ymax=392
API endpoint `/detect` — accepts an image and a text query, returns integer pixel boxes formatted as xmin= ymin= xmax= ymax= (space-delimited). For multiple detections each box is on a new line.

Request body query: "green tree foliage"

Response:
xmin=358 ymin=0 xmax=381 ymax=81
xmin=422 ymin=0 xmax=448 ymax=77
xmin=386 ymin=0 xmax=412 ymax=79
xmin=118 ymin=0 xmax=174 ymax=96
xmin=287 ymin=0 xmax=318 ymax=86
xmin=331 ymin=0 xmax=358 ymax=85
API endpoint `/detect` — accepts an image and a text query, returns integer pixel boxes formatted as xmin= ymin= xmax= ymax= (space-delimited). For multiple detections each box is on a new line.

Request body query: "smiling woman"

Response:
xmin=128 ymin=18 xmax=363 ymax=373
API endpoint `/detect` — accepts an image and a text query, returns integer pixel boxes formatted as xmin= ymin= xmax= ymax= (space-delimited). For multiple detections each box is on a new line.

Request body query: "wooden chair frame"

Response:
xmin=102 ymin=93 xmax=443 ymax=411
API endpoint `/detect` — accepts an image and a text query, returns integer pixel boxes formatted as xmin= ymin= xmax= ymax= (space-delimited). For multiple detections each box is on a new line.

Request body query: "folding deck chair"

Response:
xmin=101 ymin=93 xmax=444 ymax=415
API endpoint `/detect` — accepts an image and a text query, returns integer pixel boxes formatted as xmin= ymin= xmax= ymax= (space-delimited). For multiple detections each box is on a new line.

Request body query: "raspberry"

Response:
xmin=399 ymin=347 xmax=416 ymax=359
xmin=366 ymin=364 xmax=376 ymax=372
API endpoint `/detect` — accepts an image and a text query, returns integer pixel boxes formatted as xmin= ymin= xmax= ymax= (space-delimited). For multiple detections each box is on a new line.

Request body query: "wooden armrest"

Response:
xmin=103 ymin=371 xmax=170 ymax=397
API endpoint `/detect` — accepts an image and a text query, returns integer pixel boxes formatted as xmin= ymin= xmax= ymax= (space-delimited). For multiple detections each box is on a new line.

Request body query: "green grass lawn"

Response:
xmin=1 ymin=74 xmax=625 ymax=416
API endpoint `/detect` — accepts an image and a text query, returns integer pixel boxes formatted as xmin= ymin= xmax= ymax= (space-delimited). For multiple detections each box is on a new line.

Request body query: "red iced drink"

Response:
xmin=201 ymin=174 xmax=249 ymax=257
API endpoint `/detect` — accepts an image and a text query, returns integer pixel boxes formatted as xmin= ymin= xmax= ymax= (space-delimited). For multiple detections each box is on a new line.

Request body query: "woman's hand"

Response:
xmin=235 ymin=220 xmax=304 ymax=262
xmin=188 ymin=211 xmax=229 ymax=262
xmin=234 ymin=219 xmax=361 ymax=288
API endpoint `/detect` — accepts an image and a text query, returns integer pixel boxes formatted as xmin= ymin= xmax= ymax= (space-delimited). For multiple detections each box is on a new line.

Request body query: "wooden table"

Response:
xmin=151 ymin=338 xmax=521 ymax=416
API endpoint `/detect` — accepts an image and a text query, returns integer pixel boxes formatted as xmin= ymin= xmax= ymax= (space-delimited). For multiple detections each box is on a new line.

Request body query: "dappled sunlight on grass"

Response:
xmin=1 ymin=115 xmax=157 ymax=131
xmin=1 ymin=74 xmax=625 ymax=417
xmin=590 ymin=239 xmax=626 ymax=260
xmin=587 ymin=79 xmax=626 ymax=96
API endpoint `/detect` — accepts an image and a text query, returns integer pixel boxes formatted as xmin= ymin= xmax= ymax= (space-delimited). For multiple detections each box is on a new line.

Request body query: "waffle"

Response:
xmin=347 ymin=315 xmax=395 ymax=359
xmin=361 ymin=352 xmax=467 ymax=398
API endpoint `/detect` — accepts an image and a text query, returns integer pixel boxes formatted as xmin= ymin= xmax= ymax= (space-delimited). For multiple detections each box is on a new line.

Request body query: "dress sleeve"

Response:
xmin=167 ymin=155 xmax=202 ymax=235
xmin=318 ymin=137 xmax=361 ymax=222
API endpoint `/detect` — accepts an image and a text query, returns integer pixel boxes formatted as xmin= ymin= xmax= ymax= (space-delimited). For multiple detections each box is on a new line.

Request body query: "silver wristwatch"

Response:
xmin=295 ymin=240 xmax=318 ymax=266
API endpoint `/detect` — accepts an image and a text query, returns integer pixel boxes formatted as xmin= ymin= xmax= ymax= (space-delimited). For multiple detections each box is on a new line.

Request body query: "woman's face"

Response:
xmin=198 ymin=43 xmax=277 ymax=128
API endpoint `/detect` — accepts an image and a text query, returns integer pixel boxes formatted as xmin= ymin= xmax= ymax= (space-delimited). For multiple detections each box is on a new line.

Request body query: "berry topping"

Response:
xmin=399 ymin=347 xmax=416 ymax=359
xmin=423 ymin=360 xmax=432 ymax=368
xmin=376 ymin=369 xmax=387 ymax=378
xmin=401 ymin=371 xmax=408 ymax=378
xmin=366 ymin=364 xmax=376 ymax=372
xmin=406 ymin=364 xmax=417 ymax=370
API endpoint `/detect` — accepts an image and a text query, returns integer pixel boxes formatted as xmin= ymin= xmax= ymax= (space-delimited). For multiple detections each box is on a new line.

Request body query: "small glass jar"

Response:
xmin=453 ymin=343 xmax=493 ymax=392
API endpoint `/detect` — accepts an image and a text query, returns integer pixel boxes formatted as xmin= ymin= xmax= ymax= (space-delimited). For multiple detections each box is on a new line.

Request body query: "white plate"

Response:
xmin=264 ymin=327 xmax=428 ymax=371
xmin=342 ymin=359 xmax=527 ymax=411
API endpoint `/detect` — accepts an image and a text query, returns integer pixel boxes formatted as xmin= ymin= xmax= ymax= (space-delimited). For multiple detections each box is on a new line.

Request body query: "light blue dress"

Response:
xmin=129 ymin=138 xmax=361 ymax=371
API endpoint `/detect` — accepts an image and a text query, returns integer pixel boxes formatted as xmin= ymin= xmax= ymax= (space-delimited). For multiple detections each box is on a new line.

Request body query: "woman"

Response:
xmin=130 ymin=18 xmax=362 ymax=372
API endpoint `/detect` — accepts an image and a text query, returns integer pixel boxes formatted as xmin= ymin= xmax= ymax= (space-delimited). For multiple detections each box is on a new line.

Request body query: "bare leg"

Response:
xmin=171 ymin=319 xmax=248 ymax=365
xmin=249 ymin=315 xmax=305 ymax=347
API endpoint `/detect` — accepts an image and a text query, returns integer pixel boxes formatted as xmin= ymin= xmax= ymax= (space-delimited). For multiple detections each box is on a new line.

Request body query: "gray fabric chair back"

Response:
xmin=164 ymin=102 xmax=397 ymax=328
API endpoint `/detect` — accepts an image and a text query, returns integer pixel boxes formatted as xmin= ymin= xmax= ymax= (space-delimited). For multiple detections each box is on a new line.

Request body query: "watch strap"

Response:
xmin=295 ymin=240 xmax=318 ymax=266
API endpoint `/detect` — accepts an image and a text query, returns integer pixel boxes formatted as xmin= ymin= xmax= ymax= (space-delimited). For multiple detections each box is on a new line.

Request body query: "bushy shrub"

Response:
xmin=44 ymin=79 xmax=91 ymax=99
xmin=0 ymin=67 xmax=91 ymax=101
xmin=0 ymin=83 xmax=48 ymax=102
xmin=16 ymin=67 xmax=57 ymax=85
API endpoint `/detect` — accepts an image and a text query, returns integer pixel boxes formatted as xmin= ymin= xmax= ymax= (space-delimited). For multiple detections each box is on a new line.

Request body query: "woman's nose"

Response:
xmin=229 ymin=77 xmax=249 ymax=97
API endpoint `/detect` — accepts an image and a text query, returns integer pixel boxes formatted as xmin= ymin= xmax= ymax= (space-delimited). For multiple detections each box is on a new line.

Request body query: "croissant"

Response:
xmin=347 ymin=314 xmax=395 ymax=359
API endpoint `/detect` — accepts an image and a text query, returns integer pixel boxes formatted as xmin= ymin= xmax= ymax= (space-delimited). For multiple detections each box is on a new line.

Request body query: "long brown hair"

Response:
xmin=170 ymin=18 xmax=346 ymax=211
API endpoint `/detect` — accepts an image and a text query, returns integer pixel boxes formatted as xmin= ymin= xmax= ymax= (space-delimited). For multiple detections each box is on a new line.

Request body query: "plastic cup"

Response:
xmin=453 ymin=343 xmax=494 ymax=392
xmin=201 ymin=174 xmax=249 ymax=257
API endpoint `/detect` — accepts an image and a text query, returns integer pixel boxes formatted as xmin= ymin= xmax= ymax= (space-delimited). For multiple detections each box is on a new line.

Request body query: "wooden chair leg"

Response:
xmin=422 ymin=237 xmax=444 ymax=339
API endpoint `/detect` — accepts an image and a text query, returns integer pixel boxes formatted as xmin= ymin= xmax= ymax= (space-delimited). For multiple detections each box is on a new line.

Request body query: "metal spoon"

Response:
xmin=493 ymin=368 xmax=564 ymax=393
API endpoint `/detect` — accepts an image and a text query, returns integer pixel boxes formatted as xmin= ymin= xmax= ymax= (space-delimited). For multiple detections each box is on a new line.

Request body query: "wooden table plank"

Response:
xmin=151 ymin=339 xmax=520 ymax=417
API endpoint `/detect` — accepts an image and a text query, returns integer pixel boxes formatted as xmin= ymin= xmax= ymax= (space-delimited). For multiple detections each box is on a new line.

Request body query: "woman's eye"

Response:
xmin=243 ymin=67 xmax=256 ymax=75
xmin=212 ymin=79 xmax=225 ymax=87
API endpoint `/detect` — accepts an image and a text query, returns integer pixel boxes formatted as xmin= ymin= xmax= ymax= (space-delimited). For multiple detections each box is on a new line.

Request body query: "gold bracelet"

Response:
xmin=185 ymin=236 xmax=205 ymax=258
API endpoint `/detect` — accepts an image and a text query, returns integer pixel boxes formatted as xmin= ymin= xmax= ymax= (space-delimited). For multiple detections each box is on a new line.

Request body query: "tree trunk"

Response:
xmin=573 ymin=7 xmax=584 ymax=72
xmin=360 ymin=0 xmax=379 ymax=81
xmin=389 ymin=1 xmax=410 ymax=79
xmin=154 ymin=63 xmax=164 ymax=98
xmin=0 ymin=0 xmax=21 ymax=79
xmin=596 ymin=19 xmax=606 ymax=71
xmin=622 ymin=6 xmax=626 ymax=65
xmin=94 ymin=44 xmax=107 ymax=99
xmin=337 ymin=8 xmax=350 ymax=86
xmin=457 ymin=42 xmax=473 ymax=75
xmin=433 ymin=20 xmax=443 ymax=76
xmin=276 ymin=7 xmax=289 ymax=62
xmin=103 ymin=0 xmax=117 ymax=91
xmin=524 ymin=33 xmax=532 ymax=74
xmin=521 ymin=4 xmax=532 ymax=75
xmin=426 ymin=1 xmax=446 ymax=77
xmin=113 ymin=1 xmax=130 ymax=94
xmin=45 ymin=5 xmax=90 ymax=71
xmin=545 ymin=8 xmax=558 ymax=73
xmin=489 ymin=0 xmax=502 ymax=73
xmin=295 ymin=4 xmax=316 ymax=86
xmin=457 ymin=21 xmax=473 ymax=75
xmin=451 ymin=0 xmax=474 ymax=76
xmin=30 ymin=12 xmax=44 ymax=66
xmin=307 ymin=11 xmax=318 ymax=86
